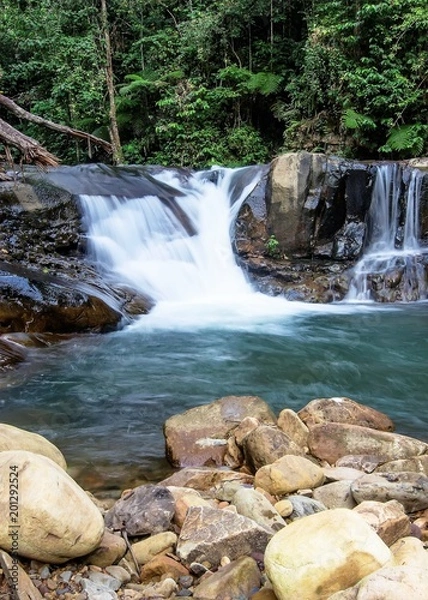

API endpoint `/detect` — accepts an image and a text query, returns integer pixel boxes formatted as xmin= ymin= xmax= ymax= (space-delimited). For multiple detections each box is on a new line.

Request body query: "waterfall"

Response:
xmin=79 ymin=167 xmax=262 ymax=303
xmin=347 ymin=165 xmax=426 ymax=302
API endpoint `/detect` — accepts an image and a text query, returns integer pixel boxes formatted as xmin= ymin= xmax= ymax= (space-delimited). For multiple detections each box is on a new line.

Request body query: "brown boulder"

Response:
xmin=164 ymin=395 xmax=276 ymax=468
xmin=243 ymin=425 xmax=304 ymax=472
xmin=299 ymin=397 xmax=394 ymax=431
xmin=308 ymin=423 xmax=426 ymax=464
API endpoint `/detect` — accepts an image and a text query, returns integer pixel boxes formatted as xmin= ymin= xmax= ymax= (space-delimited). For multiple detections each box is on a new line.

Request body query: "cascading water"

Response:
xmin=347 ymin=164 xmax=426 ymax=302
xmin=79 ymin=168 xmax=255 ymax=303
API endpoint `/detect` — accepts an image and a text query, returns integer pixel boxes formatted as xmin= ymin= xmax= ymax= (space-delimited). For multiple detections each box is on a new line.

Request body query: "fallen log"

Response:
xmin=0 ymin=93 xmax=113 ymax=155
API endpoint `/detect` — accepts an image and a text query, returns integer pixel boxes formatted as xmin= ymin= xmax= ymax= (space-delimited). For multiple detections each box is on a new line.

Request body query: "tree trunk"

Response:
xmin=0 ymin=116 xmax=59 ymax=167
xmin=100 ymin=0 xmax=124 ymax=165
xmin=0 ymin=94 xmax=113 ymax=155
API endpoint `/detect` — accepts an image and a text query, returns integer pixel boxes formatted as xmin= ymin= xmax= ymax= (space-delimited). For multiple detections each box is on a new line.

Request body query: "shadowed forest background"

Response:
xmin=0 ymin=0 xmax=427 ymax=167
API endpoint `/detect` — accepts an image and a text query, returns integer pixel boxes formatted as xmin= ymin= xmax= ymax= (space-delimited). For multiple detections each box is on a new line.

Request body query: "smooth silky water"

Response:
xmin=1 ymin=165 xmax=427 ymax=493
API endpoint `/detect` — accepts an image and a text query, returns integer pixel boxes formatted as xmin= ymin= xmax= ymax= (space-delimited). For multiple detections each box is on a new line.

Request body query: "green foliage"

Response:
xmin=265 ymin=234 xmax=281 ymax=259
xmin=0 ymin=0 xmax=427 ymax=165
xmin=380 ymin=124 xmax=427 ymax=157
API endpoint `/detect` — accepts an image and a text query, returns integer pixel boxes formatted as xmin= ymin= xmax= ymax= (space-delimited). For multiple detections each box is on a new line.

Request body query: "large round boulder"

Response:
xmin=0 ymin=423 xmax=66 ymax=469
xmin=0 ymin=450 xmax=104 ymax=563
xmin=264 ymin=508 xmax=392 ymax=599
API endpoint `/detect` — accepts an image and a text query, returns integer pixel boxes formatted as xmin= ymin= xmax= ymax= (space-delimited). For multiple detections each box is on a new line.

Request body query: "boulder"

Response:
xmin=287 ymin=495 xmax=327 ymax=520
xmin=139 ymin=555 xmax=189 ymax=584
xmin=231 ymin=487 xmax=286 ymax=532
xmin=159 ymin=467 xmax=253 ymax=492
xmin=390 ymin=536 xmax=428 ymax=569
xmin=163 ymin=396 xmax=276 ymax=468
xmin=277 ymin=408 xmax=309 ymax=448
xmin=264 ymin=508 xmax=392 ymax=600
xmin=351 ymin=472 xmax=428 ymax=512
xmin=328 ymin=566 xmax=428 ymax=599
xmin=131 ymin=532 xmax=177 ymax=565
xmin=104 ymin=485 xmax=175 ymax=536
xmin=335 ymin=454 xmax=387 ymax=473
xmin=0 ymin=423 xmax=66 ymax=468
xmin=166 ymin=486 xmax=214 ymax=528
xmin=375 ymin=455 xmax=428 ymax=476
xmin=313 ymin=480 xmax=356 ymax=510
xmin=176 ymin=506 xmax=272 ymax=568
xmin=192 ymin=556 xmax=261 ymax=600
xmin=254 ymin=455 xmax=325 ymax=496
xmin=353 ymin=500 xmax=411 ymax=546
xmin=0 ymin=450 xmax=104 ymax=563
xmin=308 ymin=423 xmax=427 ymax=464
xmin=299 ymin=397 xmax=394 ymax=431
xmin=243 ymin=425 xmax=304 ymax=472
xmin=84 ymin=529 xmax=127 ymax=568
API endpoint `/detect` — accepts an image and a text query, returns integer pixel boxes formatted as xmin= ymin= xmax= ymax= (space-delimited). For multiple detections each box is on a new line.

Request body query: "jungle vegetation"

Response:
xmin=0 ymin=0 xmax=426 ymax=167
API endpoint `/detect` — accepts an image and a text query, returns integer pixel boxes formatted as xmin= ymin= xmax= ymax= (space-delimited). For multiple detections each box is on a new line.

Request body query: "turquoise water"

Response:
xmin=1 ymin=302 xmax=427 ymax=491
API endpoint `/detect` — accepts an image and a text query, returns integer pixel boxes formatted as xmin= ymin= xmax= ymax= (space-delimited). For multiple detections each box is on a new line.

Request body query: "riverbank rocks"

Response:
xmin=308 ymin=423 xmax=427 ymax=464
xmin=104 ymin=485 xmax=175 ymax=536
xmin=298 ymin=397 xmax=395 ymax=431
xmin=264 ymin=508 xmax=392 ymax=600
xmin=254 ymin=454 xmax=325 ymax=496
xmin=0 ymin=450 xmax=104 ymax=563
xmin=0 ymin=422 xmax=67 ymax=468
xmin=353 ymin=500 xmax=411 ymax=546
xmin=351 ymin=472 xmax=428 ymax=512
xmin=242 ymin=425 xmax=304 ymax=471
xmin=176 ymin=505 xmax=272 ymax=568
xmin=192 ymin=556 xmax=261 ymax=600
xmin=231 ymin=486 xmax=286 ymax=532
xmin=163 ymin=395 xmax=276 ymax=468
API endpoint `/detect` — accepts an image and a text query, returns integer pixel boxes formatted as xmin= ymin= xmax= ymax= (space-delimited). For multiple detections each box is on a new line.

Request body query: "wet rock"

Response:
xmin=176 ymin=506 xmax=272 ymax=568
xmin=350 ymin=472 xmax=428 ymax=512
xmin=104 ymin=485 xmax=175 ymax=536
xmin=84 ymin=529 xmax=127 ymax=568
xmin=231 ymin=487 xmax=286 ymax=532
xmin=353 ymin=500 xmax=411 ymax=546
xmin=0 ymin=450 xmax=104 ymax=563
xmin=242 ymin=425 xmax=304 ymax=472
xmin=0 ymin=422 xmax=66 ymax=468
xmin=159 ymin=467 xmax=253 ymax=492
xmin=131 ymin=532 xmax=177 ymax=565
xmin=299 ymin=397 xmax=394 ymax=431
xmin=308 ymin=423 xmax=427 ymax=464
xmin=276 ymin=409 xmax=309 ymax=448
xmin=254 ymin=455 xmax=325 ymax=496
xmin=264 ymin=508 xmax=392 ymax=600
xmin=0 ymin=336 xmax=27 ymax=370
xmin=163 ymin=395 xmax=276 ymax=468
xmin=313 ymin=480 xmax=357 ymax=510
xmin=192 ymin=556 xmax=261 ymax=600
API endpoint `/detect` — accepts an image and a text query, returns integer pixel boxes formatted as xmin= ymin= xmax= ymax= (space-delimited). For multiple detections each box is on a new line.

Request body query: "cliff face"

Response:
xmin=235 ymin=152 xmax=428 ymax=302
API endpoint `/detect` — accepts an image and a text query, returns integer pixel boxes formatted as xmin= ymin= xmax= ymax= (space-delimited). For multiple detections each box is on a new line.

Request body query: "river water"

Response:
xmin=1 ymin=164 xmax=427 ymax=493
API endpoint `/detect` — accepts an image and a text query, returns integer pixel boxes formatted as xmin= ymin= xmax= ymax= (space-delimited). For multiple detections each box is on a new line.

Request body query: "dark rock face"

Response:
xmin=235 ymin=152 xmax=428 ymax=302
xmin=0 ymin=176 xmax=152 ymax=342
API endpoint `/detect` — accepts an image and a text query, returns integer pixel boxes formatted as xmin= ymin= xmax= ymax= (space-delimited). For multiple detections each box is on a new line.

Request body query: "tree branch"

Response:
xmin=0 ymin=93 xmax=113 ymax=154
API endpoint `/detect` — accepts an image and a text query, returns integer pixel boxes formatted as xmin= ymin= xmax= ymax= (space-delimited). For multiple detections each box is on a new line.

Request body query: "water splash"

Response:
xmin=347 ymin=165 xmax=426 ymax=302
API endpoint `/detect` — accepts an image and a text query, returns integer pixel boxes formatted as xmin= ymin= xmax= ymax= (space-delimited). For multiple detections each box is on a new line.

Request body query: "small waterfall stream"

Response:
xmin=347 ymin=165 xmax=426 ymax=302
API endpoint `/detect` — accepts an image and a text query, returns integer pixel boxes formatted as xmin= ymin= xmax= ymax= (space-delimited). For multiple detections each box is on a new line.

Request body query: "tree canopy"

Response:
xmin=0 ymin=0 xmax=426 ymax=167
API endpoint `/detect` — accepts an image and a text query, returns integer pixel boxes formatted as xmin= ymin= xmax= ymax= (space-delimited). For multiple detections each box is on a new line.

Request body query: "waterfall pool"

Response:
xmin=1 ymin=301 xmax=427 ymax=492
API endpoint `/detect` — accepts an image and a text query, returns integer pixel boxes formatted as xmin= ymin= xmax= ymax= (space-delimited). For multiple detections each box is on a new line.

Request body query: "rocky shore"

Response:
xmin=1 ymin=394 xmax=428 ymax=599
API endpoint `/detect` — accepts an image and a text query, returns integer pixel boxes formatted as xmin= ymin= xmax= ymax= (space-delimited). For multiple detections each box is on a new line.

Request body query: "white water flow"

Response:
xmin=80 ymin=167 xmax=358 ymax=330
xmin=80 ymin=169 xmax=253 ymax=303
xmin=347 ymin=164 xmax=425 ymax=301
